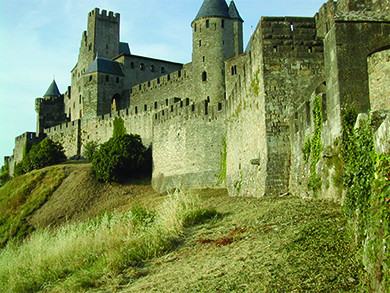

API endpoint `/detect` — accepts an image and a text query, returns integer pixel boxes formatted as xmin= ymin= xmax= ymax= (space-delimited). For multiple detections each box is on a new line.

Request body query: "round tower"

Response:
xmin=191 ymin=0 xmax=243 ymax=104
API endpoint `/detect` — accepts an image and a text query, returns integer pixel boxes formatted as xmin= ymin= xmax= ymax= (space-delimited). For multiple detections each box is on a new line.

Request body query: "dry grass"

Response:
xmin=0 ymin=191 xmax=216 ymax=292
xmin=120 ymin=192 xmax=369 ymax=292
xmin=0 ymin=164 xmax=370 ymax=292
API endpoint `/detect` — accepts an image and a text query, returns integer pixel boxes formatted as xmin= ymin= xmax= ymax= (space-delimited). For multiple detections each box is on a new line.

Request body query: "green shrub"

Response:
xmin=113 ymin=116 xmax=127 ymax=137
xmin=13 ymin=161 xmax=25 ymax=177
xmin=0 ymin=163 xmax=10 ymax=186
xmin=92 ymin=134 xmax=145 ymax=183
xmin=83 ymin=140 xmax=99 ymax=161
xmin=23 ymin=138 xmax=66 ymax=172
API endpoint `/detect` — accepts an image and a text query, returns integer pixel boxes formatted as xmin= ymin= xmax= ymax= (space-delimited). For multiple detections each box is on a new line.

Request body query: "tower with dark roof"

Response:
xmin=35 ymin=80 xmax=66 ymax=136
xmin=191 ymin=0 xmax=243 ymax=104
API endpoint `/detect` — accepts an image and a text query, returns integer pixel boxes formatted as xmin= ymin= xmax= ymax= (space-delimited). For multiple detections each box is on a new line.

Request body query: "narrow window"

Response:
xmin=89 ymin=75 xmax=93 ymax=81
xmin=166 ymin=99 xmax=169 ymax=106
xmin=218 ymin=102 xmax=222 ymax=111
xmin=79 ymin=95 xmax=81 ymax=104
xmin=148 ymin=81 xmax=151 ymax=87
xmin=203 ymin=56 xmax=205 ymax=62
xmin=171 ymin=105 xmax=174 ymax=112
xmin=192 ymin=104 xmax=195 ymax=111
xmin=130 ymin=62 xmax=134 ymax=69
xmin=202 ymin=71 xmax=207 ymax=81
xmin=221 ymin=19 xmax=225 ymax=28
xmin=214 ymin=23 xmax=216 ymax=30
xmin=199 ymin=40 xmax=202 ymax=47
xmin=206 ymin=20 xmax=209 ymax=28
xmin=150 ymin=65 xmax=155 ymax=72
xmin=180 ymin=101 xmax=183 ymax=108
xmin=231 ymin=66 xmax=235 ymax=75
xmin=178 ymin=70 xmax=181 ymax=77
xmin=157 ymin=77 xmax=160 ymax=84
xmin=140 ymin=63 xmax=145 ymax=70
xmin=88 ymin=44 xmax=92 ymax=51
xmin=154 ymin=101 xmax=158 ymax=109
xmin=106 ymin=44 xmax=109 ymax=49
xmin=167 ymin=74 xmax=171 ymax=81
xmin=79 ymin=110 xmax=82 ymax=118
xmin=194 ymin=23 xmax=197 ymax=32
xmin=116 ymin=77 xmax=119 ymax=83
xmin=139 ymin=84 xmax=142 ymax=90
xmin=106 ymin=75 xmax=109 ymax=82
xmin=144 ymin=104 xmax=147 ymax=111
xmin=308 ymin=47 xmax=313 ymax=53
xmin=135 ymin=106 xmax=138 ymax=114
xmin=186 ymin=98 xmax=190 ymax=106
xmin=290 ymin=23 xmax=294 ymax=31
xmin=273 ymin=46 xmax=278 ymax=53
xmin=161 ymin=67 xmax=165 ymax=74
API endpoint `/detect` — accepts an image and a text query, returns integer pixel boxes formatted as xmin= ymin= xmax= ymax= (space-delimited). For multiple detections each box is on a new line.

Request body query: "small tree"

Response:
xmin=23 ymin=138 xmax=66 ymax=172
xmin=92 ymin=134 xmax=145 ymax=183
xmin=83 ymin=140 xmax=99 ymax=161
xmin=113 ymin=116 xmax=127 ymax=138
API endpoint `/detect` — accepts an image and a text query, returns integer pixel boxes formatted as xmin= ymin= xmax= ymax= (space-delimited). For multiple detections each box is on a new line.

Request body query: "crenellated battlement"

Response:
xmin=89 ymin=8 xmax=120 ymax=22
xmin=130 ymin=69 xmax=189 ymax=96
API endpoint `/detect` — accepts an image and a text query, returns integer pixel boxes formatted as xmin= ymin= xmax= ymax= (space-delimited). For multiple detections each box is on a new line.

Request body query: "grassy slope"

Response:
xmin=0 ymin=164 xmax=369 ymax=292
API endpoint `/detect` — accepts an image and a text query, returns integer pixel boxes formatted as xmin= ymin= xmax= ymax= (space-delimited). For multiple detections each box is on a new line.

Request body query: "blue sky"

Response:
xmin=0 ymin=0 xmax=326 ymax=166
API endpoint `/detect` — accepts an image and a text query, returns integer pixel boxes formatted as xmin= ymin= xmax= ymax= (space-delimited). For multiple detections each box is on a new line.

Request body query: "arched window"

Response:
xmin=111 ymin=93 xmax=121 ymax=113
xmin=150 ymin=65 xmax=155 ymax=72
xmin=206 ymin=20 xmax=210 ymax=28
xmin=140 ymin=63 xmax=145 ymax=70
xmin=202 ymin=71 xmax=207 ymax=81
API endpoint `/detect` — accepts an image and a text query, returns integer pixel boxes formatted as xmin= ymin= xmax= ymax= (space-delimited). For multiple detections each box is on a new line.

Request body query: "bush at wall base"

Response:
xmin=92 ymin=134 xmax=146 ymax=183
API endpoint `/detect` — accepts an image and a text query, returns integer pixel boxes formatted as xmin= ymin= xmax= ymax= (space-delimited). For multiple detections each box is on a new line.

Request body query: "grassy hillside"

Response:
xmin=0 ymin=163 xmax=369 ymax=292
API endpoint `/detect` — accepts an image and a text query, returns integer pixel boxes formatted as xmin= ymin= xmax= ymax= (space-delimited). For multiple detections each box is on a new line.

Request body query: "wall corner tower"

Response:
xmin=191 ymin=0 xmax=244 ymax=104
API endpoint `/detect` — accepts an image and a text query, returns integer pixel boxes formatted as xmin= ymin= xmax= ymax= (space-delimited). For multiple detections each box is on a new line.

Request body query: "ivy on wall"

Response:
xmin=217 ymin=136 xmax=227 ymax=185
xmin=302 ymin=95 xmax=323 ymax=191
xmin=341 ymin=108 xmax=390 ymax=289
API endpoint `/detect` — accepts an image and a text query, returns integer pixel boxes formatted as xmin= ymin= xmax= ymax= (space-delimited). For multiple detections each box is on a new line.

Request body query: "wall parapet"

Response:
xmin=130 ymin=69 xmax=189 ymax=96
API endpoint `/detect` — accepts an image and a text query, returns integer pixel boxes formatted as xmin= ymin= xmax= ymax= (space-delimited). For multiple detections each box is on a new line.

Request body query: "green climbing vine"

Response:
xmin=302 ymin=95 xmax=323 ymax=190
xmin=340 ymin=108 xmax=390 ymax=287
xmin=218 ymin=136 xmax=227 ymax=185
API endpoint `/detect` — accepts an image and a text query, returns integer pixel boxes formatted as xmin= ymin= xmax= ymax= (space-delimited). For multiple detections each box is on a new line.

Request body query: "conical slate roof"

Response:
xmin=194 ymin=0 xmax=230 ymax=22
xmin=84 ymin=57 xmax=124 ymax=76
xmin=44 ymin=80 xmax=61 ymax=97
xmin=228 ymin=0 xmax=243 ymax=22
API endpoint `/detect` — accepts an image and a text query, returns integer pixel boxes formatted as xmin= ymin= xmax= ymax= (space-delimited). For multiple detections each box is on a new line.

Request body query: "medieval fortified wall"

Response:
xmin=6 ymin=0 xmax=390 ymax=198
xmin=4 ymin=0 xmax=390 ymax=290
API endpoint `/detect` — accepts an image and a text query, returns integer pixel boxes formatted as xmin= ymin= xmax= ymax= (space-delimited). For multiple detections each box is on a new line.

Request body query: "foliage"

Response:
xmin=83 ymin=140 xmax=99 ymax=161
xmin=302 ymin=96 xmax=323 ymax=191
xmin=22 ymin=138 xmax=66 ymax=172
xmin=113 ymin=116 xmax=127 ymax=138
xmin=0 ymin=167 xmax=66 ymax=247
xmin=13 ymin=161 xmax=25 ymax=177
xmin=92 ymin=134 xmax=146 ymax=183
xmin=0 ymin=191 xmax=216 ymax=292
xmin=130 ymin=203 xmax=156 ymax=225
xmin=218 ymin=136 xmax=227 ymax=184
xmin=341 ymin=112 xmax=374 ymax=227
xmin=0 ymin=163 xmax=10 ymax=186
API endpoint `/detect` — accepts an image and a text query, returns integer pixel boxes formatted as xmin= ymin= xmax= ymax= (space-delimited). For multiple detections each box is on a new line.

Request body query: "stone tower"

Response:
xmin=67 ymin=8 xmax=121 ymax=122
xmin=35 ymin=80 xmax=65 ymax=136
xmin=191 ymin=0 xmax=243 ymax=104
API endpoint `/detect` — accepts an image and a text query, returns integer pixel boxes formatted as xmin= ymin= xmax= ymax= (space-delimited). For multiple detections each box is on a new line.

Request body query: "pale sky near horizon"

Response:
xmin=0 ymin=0 xmax=326 ymax=166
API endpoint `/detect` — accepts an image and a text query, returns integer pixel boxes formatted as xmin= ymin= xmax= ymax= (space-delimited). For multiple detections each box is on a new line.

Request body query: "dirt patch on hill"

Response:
xmin=29 ymin=163 xmax=162 ymax=228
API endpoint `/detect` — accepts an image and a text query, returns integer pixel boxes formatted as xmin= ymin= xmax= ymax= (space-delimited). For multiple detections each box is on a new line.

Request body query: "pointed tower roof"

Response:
xmin=228 ymin=0 xmax=243 ymax=22
xmin=44 ymin=80 xmax=61 ymax=97
xmin=193 ymin=0 xmax=230 ymax=22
